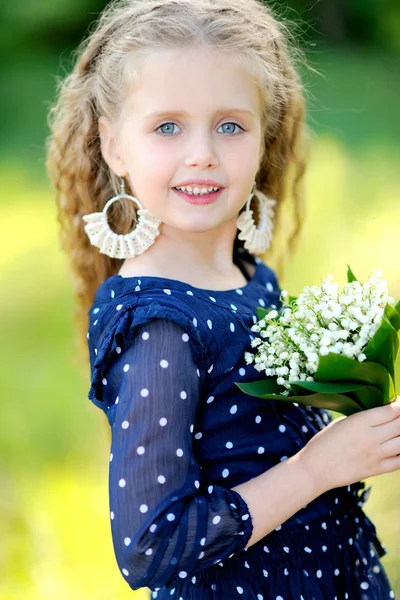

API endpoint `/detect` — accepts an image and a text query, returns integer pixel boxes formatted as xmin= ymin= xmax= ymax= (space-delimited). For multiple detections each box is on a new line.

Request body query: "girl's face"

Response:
xmin=99 ymin=46 xmax=263 ymax=238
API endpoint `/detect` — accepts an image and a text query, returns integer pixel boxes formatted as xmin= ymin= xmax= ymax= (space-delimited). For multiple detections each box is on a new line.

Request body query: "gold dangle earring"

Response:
xmin=82 ymin=177 xmax=162 ymax=259
xmin=236 ymin=180 xmax=276 ymax=254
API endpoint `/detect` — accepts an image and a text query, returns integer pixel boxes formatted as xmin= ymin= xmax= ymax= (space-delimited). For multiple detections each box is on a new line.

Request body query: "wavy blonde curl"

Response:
xmin=46 ymin=0 xmax=315 ymax=369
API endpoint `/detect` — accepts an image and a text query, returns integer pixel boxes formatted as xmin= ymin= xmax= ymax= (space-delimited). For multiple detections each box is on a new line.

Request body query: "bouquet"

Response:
xmin=235 ymin=267 xmax=400 ymax=416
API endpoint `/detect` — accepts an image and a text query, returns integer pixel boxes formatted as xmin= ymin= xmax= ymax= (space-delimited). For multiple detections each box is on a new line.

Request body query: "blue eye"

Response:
xmin=155 ymin=122 xmax=244 ymax=137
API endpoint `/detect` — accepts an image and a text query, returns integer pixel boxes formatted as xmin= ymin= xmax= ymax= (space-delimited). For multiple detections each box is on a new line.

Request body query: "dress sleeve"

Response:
xmin=102 ymin=318 xmax=253 ymax=592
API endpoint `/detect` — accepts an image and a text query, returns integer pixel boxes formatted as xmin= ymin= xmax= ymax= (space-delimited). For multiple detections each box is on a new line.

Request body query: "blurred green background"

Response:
xmin=0 ymin=0 xmax=399 ymax=598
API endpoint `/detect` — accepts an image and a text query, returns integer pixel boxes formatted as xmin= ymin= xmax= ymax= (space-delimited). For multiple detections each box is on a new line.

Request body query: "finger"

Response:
xmin=374 ymin=414 xmax=400 ymax=443
xmin=380 ymin=435 xmax=400 ymax=458
xmin=369 ymin=397 xmax=400 ymax=427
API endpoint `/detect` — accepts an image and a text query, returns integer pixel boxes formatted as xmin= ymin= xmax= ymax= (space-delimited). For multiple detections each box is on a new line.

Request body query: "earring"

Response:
xmin=82 ymin=178 xmax=162 ymax=259
xmin=236 ymin=180 xmax=276 ymax=254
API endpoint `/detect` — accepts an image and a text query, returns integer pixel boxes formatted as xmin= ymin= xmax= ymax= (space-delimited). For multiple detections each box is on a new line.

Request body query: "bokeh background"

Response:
xmin=1 ymin=0 xmax=399 ymax=598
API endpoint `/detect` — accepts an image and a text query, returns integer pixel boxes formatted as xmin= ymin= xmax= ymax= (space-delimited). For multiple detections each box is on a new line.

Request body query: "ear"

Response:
xmin=98 ymin=116 xmax=128 ymax=176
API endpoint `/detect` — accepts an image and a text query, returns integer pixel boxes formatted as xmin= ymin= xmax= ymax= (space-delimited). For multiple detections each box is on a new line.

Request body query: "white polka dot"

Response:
xmin=279 ymin=424 xmax=286 ymax=432
xmin=230 ymin=323 xmax=235 ymax=332
xmin=159 ymin=417 xmax=167 ymax=426
xmin=179 ymin=571 xmax=187 ymax=578
xmin=158 ymin=475 xmax=166 ymax=484
xmin=258 ymin=298 xmax=266 ymax=307
xmin=116 ymin=346 xmax=122 ymax=354
xmin=110 ymin=511 xmax=114 ymax=520
xmin=208 ymin=485 xmax=214 ymax=493
xmin=119 ymin=479 xmax=126 ymax=488
xmin=193 ymin=317 xmax=197 ymax=326
xmin=207 ymin=396 xmax=214 ymax=403
xmin=115 ymin=396 xmax=119 ymax=404
xmin=222 ymin=468 xmax=229 ymax=478
xmin=301 ymin=425 xmax=308 ymax=432
xmin=231 ymin=304 xmax=237 ymax=311
xmin=207 ymin=319 xmax=213 ymax=329
xmin=334 ymin=569 xmax=340 ymax=576
xmin=284 ymin=567 xmax=289 ymax=575
xmin=93 ymin=307 xmax=100 ymax=314
xmin=145 ymin=548 xmax=153 ymax=555
xmin=360 ymin=582 xmax=369 ymax=590
xmin=142 ymin=331 xmax=149 ymax=340
xmin=137 ymin=446 xmax=145 ymax=455
xmin=236 ymin=289 xmax=244 ymax=295
xmin=199 ymin=537 xmax=206 ymax=546
xmin=140 ymin=504 xmax=148 ymax=513
xmin=372 ymin=565 xmax=380 ymax=573
xmin=263 ymin=569 xmax=268 ymax=577
xmin=389 ymin=591 xmax=395 ymax=598
xmin=212 ymin=516 xmax=221 ymax=524
xmin=123 ymin=364 xmax=130 ymax=372
xmin=194 ymin=432 xmax=202 ymax=439
xmin=316 ymin=569 xmax=322 ymax=578
xmin=209 ymin=296 xmax=216 ymax=302
xmin=239 ymin=368 xmax=245 ymax=376
xmin=194 ymin=480 xmax=200 ymax=489
xmin=102 ymin=377 xmax=107 ymax=385
xmin=192 ymin=575 xmax=197 ymax=583
xmin=163 ymin=289 xmax=171 ymax=295
xmin=110 ymin=453 xmax=113 ymax=462
xmin=258 ymin=446 xmax=265 ymax=454
xmin=149 ymin=523 xmax=157 ymax=532
xmin=257 ymin=596 xmax=263 ymax=600
xmin=176 ymin=448 xmax=183 ymax=457
xmin=230 ymin=404 xmax=237 ymax=414
xmin=321 ymin=522 xmax=327 ymax=529
xmin=255 ymin=415 xmax=262 ymax=423
xmin=236 ymin=587 xmax=244 ymax=594
xmin=160 ymin=359 xmax=169 ymax=368
xmin=124 ymin=537 xmax=131 ymax=546
xmin=187 ymin=290 xmax=194 ymax=296
xmin=190 ymin=424 xmax=194 ymax=433
xmin=226 ymin=441 xmax=233 ymax=449
xmin=208 ymin=364 xmax=214 ymax=373
xmin=322 ymin=545 xmax=327 ymax=552
xmin=266 ymin=282 xmax=274 ymax=292
xmin=111 ymin=290 xmax=115 ymax=298
xmin=280 ymin=455 xmax=288 ymax=462
xmin=182 ymin=333 xmax=189 ymax=342
xmin=121 ymin=420 xmax=129 ymax=429
xmin=242 ymin=513 xmax=250 ymax=521
xmin=140 ymin=388 xmax=149 ymax=397
xmin=116 ymin=304 xmax=123 ymax=311
xmin=180 ymin=391 xmax=187 ymax=399
xmin=122 ymin=568 xmax=129 ymax=576
xmin=276 ymin=596 xmax=283 ymax=600
xmin=304 ymin=546 xmax=312 ymax=553
xmin=167 ymin=513 xmax=175 ymax=521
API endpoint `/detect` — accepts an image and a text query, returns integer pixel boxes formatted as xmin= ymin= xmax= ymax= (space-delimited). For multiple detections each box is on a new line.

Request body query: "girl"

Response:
xmin=46 ymin=0 xmax=400 ymax=598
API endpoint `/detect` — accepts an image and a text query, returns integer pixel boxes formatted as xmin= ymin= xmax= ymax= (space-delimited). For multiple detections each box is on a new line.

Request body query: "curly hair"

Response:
xmin=45 ymin=0 xmax=312 ymax=367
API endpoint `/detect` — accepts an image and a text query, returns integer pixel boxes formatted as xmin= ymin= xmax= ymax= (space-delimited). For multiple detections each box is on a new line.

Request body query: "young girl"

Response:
xmin=46 ymin=0 xmax=400 ymax=598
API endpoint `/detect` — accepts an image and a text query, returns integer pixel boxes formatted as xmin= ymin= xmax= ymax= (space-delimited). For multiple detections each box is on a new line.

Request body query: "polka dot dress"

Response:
xmin=86 ymin=248 xmax=395 ymax=599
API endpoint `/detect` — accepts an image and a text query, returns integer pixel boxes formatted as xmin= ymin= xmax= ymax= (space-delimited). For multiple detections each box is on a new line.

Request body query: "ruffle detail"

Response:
xmin=88 ymin=298 xmax=211 ymax=409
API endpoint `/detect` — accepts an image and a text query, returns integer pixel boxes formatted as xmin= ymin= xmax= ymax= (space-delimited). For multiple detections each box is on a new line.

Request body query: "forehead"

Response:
xmin=123 ymin=46 xmax=262 ymax=119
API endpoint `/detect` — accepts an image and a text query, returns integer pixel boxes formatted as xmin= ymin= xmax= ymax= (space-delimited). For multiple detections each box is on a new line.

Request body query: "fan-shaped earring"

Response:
xmin=236 ymin=180 xmax=276 ymax=254
xmin=82 ymin=178 xmax=162 ymax=259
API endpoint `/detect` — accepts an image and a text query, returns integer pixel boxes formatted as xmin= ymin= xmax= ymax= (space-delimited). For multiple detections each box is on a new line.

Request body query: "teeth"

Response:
xmin=175 ymin=185 xmax=220 ymax=195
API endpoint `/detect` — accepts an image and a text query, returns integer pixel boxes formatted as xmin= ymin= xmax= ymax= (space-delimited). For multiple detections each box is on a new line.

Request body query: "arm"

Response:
xmin=232 ymin=448 xmax=324 ymax=549
xmin=102 ymin=318 xmax=253 ymax=591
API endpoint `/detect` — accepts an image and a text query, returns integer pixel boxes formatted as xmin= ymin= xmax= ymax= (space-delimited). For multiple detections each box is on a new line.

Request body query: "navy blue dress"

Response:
xmin=86 ymin=248 xmax=395 ymax=599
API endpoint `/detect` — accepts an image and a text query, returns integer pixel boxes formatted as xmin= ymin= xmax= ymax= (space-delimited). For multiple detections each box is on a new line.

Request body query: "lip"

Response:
xmin=173 ymin=179 xmax=225 ymax=188
xmin=172 ymin=187 xmax=223 ymax=205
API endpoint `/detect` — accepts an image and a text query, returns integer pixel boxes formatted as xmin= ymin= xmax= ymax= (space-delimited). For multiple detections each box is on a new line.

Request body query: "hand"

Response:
xmin=298 ymin=396 xmax=400 ymax=494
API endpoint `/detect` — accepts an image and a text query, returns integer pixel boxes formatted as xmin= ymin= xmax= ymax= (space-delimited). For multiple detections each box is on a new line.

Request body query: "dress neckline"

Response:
xmin=107 ymin=250 xmax=262 ymax=296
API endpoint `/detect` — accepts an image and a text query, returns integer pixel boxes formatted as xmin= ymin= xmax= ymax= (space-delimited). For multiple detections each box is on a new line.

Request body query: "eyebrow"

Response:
xmin=144 ymin=108 xmax=256 ymax=120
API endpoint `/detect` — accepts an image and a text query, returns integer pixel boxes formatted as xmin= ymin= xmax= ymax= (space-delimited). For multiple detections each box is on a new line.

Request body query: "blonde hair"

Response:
xmin=46 ymin=0 xmax=312 ymax=365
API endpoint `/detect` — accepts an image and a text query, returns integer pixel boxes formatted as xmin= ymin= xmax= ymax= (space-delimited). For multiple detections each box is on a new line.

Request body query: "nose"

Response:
xmin=184 ymin=129 xmax=220 ymax=169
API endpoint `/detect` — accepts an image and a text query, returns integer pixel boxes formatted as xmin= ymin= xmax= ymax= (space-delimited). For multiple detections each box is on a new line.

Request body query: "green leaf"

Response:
xmin=347 ymin=265 xmax=358 ymax=283
xmin=363 ymin=315 xmax=399 ymax=382
xmin=346 ymin=385 xmax=384 ymax=410
xmin=314 ymin=353 xmax=396 ymax=403
xmin=385 ymin=303 xmax=400 ymax=332
xmin=235 ymin=378 xmax=282 ymax=397
xmin=288 ymin=295 xmax=298 ymax=304
xmin=395 ymin=300 xmax=400 ymax=315
xmin=255 ymin=306 xmax=268 ymax=320
xmin=289 ymin=380 xmax=370 ymax=396
xmin=254 ymin=391 xmax=363 ymax=416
